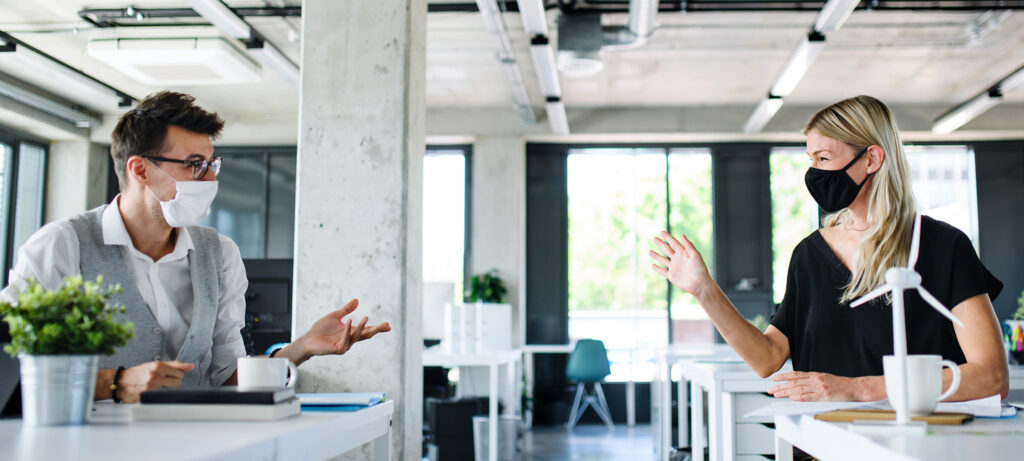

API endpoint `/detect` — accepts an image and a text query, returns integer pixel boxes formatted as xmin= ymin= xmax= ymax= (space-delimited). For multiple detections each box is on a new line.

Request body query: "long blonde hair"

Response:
xmin=803 ymin=95 xmax=918 ymax=303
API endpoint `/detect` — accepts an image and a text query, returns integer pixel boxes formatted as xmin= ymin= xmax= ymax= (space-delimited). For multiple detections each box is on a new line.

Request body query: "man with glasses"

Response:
xmin=1 ymin=91 xmax=390 ymax=402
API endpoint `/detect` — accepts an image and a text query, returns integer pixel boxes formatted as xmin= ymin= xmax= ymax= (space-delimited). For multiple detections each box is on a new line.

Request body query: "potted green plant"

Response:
xmin=465 ymin=269 xmax=508 ymax=304
xmin=461 ymin=270 xmax=511 ymax=353
xmin=1 ymin=276 xmax=134 ymax=426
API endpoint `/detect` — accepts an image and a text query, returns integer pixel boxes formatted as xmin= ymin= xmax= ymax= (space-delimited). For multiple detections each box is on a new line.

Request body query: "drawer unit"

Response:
xmin=735 ymin=422 xmax=776 ymax=455
xmin=734 ymin=392 xmax=774 ymax=423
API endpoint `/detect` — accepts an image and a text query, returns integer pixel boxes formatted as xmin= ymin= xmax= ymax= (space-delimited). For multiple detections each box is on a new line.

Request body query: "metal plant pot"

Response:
xmin=18 ymin=354 xmax=99 ymax=426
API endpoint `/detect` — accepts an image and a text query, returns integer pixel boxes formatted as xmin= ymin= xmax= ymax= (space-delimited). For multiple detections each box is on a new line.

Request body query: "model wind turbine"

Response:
xmin=850 ymin=213 xmax=964 ymax=425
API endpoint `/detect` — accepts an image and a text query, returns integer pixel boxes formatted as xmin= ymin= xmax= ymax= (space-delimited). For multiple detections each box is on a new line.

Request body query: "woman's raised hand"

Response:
xmin=649 ymin=231 xmax=713 ymax=297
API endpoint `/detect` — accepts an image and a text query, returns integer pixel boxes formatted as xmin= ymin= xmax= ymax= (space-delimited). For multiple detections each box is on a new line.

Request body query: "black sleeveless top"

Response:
xmin=770 ymin=216 xmax=1003 ymax=377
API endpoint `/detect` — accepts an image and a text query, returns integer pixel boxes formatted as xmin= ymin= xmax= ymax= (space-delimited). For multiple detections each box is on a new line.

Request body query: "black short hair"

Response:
xmin=110 ymin=91 xmax=224 ymax=190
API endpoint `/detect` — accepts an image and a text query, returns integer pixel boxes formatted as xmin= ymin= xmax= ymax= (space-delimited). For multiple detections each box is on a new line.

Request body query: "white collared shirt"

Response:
xmin=0 ymin=197 xmax=247 ymax=383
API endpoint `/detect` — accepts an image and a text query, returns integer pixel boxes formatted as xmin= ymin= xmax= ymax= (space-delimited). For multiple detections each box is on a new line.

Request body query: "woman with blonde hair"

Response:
xmin=650 ymin=95 xmax=1007 ymax=401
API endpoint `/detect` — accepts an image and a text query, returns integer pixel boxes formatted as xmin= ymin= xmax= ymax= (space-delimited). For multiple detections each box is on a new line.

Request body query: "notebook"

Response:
xmin=298 ymin=392 xmax=385 ymax=410
xmin=132 ymin=397 xmax=301 ymax=421
xmin=140 ymin=386 xmax=295 ymax=405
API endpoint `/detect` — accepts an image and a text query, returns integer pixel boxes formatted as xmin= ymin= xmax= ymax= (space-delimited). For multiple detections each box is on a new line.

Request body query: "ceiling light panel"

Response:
xmin=88 ymin=37 xmax=262 ymax=86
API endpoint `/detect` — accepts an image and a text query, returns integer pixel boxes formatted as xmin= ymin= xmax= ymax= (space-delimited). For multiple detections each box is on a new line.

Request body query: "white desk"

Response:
xmin=521 ymin=342 xmax=644 ymax=428
xmin=0 ymin=400 xmax=393 ymax=460
xmin=677 ymin=359 xmax=791 ymax=461
xmin=775 ymin=411 xmax=1024 ymax=461
xmin=521 ymin=343 xmax=576 ymax=428
xmin=651 ymin=344 xmax=737 ymax=461
xmin=422 ymin=347 xmax=521 ymax=461
xmin=684 ymin=363 xmax=1024 ymax=461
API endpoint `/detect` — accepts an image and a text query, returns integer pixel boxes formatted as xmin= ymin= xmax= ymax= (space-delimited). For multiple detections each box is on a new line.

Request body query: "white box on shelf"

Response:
xmin=474 ymin=302 xmax=512 ymax=353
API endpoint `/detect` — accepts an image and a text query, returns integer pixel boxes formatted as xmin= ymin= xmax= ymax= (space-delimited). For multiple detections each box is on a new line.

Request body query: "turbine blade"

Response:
xmin=917 ymin=287 xmax=965 ymax=327
xmin=851 ymin=285 xmax=892 ymax=308
xmin=908 ymin=213 xmax=922 ymax=269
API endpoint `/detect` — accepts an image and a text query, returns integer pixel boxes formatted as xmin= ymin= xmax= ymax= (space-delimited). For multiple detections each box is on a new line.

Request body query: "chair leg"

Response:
xmin=566 ymin=383 xmax=585 ymax=430
xmin=593 ymin=382 xmax=615 ymax=430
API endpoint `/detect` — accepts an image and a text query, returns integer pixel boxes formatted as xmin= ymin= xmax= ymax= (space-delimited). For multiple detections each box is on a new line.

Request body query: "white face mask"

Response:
xmin=148 ymin=163 xmax=218 ymax=228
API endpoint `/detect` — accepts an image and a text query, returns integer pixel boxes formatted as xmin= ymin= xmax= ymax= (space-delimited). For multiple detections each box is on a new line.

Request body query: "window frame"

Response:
xmin=424 ymin=144 xmax=473 ymax=298
xmin=0 ymin=126 xmax=50 ymax=277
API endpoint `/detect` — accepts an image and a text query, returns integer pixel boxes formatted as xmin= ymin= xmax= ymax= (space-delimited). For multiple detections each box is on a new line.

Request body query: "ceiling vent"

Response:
xmin=87 ymin=37 xmax=261 ymax=86
xmin=557 ymin=0 xmax=661 ymax=77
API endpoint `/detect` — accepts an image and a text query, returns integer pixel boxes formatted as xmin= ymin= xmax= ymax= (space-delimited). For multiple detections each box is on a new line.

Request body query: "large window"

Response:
xmin=770 ymin=147 xmax=820 ymax=304
xmin=769 ymin=144 xmax=979 ymax=304
xmin=905 ymin=145 xmax=979 ymax=248
xmin=567 ymin=147 xmax=713 ymax=381
xmin=422 ymin=147 xmax=468 ymax=311
xmin=0 ymin=134 xmax=47 ymax=275
xmin=202 ymin=148 xmax=296 ymax=259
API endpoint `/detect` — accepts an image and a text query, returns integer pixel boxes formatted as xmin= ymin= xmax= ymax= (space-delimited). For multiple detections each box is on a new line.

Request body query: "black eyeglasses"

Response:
xmin=144 ymin=156 xmax=222 ymax=179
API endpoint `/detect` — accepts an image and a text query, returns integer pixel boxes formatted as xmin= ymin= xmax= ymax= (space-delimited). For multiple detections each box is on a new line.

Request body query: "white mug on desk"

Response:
xmin=883 ymin=354 xmax=961 ymax=416
xmin=237 ymin=357 xmax=297 ymax=390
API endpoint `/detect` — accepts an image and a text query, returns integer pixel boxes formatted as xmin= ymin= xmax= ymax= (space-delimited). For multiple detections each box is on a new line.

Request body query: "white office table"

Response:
xmin=522 ymin=342 xmax=644 ymax=428
xmin=522 ymin=343 xmax=576 ymax=428
xmin=775 ymin=411 xmax=1024 ymax=461
xmin=651 ymin=344 xmax=737 ymax=461
xmin=422 ymin=347 xmax=522 ymax=461
xmin=677 ymin=358 xmax=792 ymax=461
xmin=0 ymin=400 xmax=394 ymax=460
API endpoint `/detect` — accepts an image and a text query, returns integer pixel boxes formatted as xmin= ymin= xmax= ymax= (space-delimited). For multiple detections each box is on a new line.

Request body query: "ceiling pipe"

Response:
xmin=477 ymin=0 xmax=538 ymax=125
xmin=603 ymin=0 xmax=661 ymax=51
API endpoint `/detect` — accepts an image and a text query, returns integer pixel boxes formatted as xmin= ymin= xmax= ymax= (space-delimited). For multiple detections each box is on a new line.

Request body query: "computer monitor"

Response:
xmin=241 ymin=259 xmax=293 ymax=356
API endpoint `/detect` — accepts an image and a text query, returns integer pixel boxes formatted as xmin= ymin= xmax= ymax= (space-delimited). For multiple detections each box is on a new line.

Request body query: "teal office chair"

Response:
xmin=565 ymin=339 xmax=614 ymax=430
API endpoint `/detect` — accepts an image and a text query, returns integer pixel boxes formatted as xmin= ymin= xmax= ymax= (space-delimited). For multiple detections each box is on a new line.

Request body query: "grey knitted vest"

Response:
xmin=68 ymin=205 xmax=222 ymax=387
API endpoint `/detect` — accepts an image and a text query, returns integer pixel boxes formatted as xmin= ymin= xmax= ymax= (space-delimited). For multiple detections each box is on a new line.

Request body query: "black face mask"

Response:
xmin=804 ymin=147 xmax=872 ymax=213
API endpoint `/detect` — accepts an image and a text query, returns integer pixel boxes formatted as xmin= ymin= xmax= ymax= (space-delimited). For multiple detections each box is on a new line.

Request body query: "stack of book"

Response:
xmin=132 ymin=387 xmax=300 ymax=421
xmin=297 ymin=392 xmax=385 ymax=412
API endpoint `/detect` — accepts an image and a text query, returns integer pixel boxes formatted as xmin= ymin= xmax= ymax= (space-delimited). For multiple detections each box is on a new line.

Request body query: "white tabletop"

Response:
xmin=521 ymin=344 xmax=575 ymax=354
xmin=421 ymin=347 xmax=522 ymax=367
xmin=0 ymin=401 xmax=394 ymax=461
xmin=653 ymin=344 xmax=737 ymax=362
xmin=776 ymin=411 xmax=1024 ymax=461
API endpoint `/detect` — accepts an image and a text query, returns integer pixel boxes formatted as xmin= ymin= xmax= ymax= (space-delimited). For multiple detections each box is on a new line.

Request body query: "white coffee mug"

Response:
xmin=883 ymin=354 xmax=961 ymax=416
xmin=236 ymin=357 xmax=297 ymax=390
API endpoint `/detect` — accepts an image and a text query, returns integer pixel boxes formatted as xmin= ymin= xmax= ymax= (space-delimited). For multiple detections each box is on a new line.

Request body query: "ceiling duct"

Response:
xmin=557 ymin=0 xmax=660 ymax=76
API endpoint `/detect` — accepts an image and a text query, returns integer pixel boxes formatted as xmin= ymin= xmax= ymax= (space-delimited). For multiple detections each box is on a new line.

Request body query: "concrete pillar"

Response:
xmin=294 ymin=1 xmax=425 ymax=460
xmin=471 ymin=136 xmax=527 ymax=347
xmin=45 ymin=141 xmax=109 ymax=223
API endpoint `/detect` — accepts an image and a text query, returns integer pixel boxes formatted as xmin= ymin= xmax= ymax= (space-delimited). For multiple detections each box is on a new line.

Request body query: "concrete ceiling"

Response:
xmin=2 ymin=1 xmax=1024 ymax=142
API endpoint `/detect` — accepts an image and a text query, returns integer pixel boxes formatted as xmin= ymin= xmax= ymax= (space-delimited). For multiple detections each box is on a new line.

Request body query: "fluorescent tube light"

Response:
xmin=814 ymin=0 xmax=860 ymax=33
xmin=530 ymin=38 xmax=561 ymax=97
xmin=0 ymin=43 xmax=131 ymax=110
xmin=0 ymin=76 xmax=101 ymax=128
xmin=545 ymin=97 xmax=569 ymax=135
xmin=743 ymin=95 xmax=784 ymax=133
xmin=999 ymin=65 xmax=1024 ymax=93
xmin=516 ymin=0 xmax=548 ymax=36
xmin=770 ymin=33 xmax=826 ymax=97
xmin=931 ymin=90 xmax=1002 ymax=134
xmin=248 ymin=40 xmax=299 ymax=87
xmin=187 ymin=0 xmax=252 ymax=39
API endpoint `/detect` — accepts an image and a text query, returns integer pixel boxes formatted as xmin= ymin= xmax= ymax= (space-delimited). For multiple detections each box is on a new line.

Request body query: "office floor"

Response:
xmin=520 ymin=423 xmax=661 ymax=461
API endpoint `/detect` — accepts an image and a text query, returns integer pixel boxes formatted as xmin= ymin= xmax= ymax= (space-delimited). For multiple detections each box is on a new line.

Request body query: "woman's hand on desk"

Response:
xmin=649 ymin=231 xmax=714 ymax=297
xmin=767 ymin=371 xmax=884 ymax=402
xmin=285 ymin=299 xmax=392 ymax=366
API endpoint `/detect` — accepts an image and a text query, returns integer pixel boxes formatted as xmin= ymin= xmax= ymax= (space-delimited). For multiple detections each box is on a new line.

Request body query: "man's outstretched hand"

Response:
xmin=281 ymin=299 xmax=391 ymax=366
